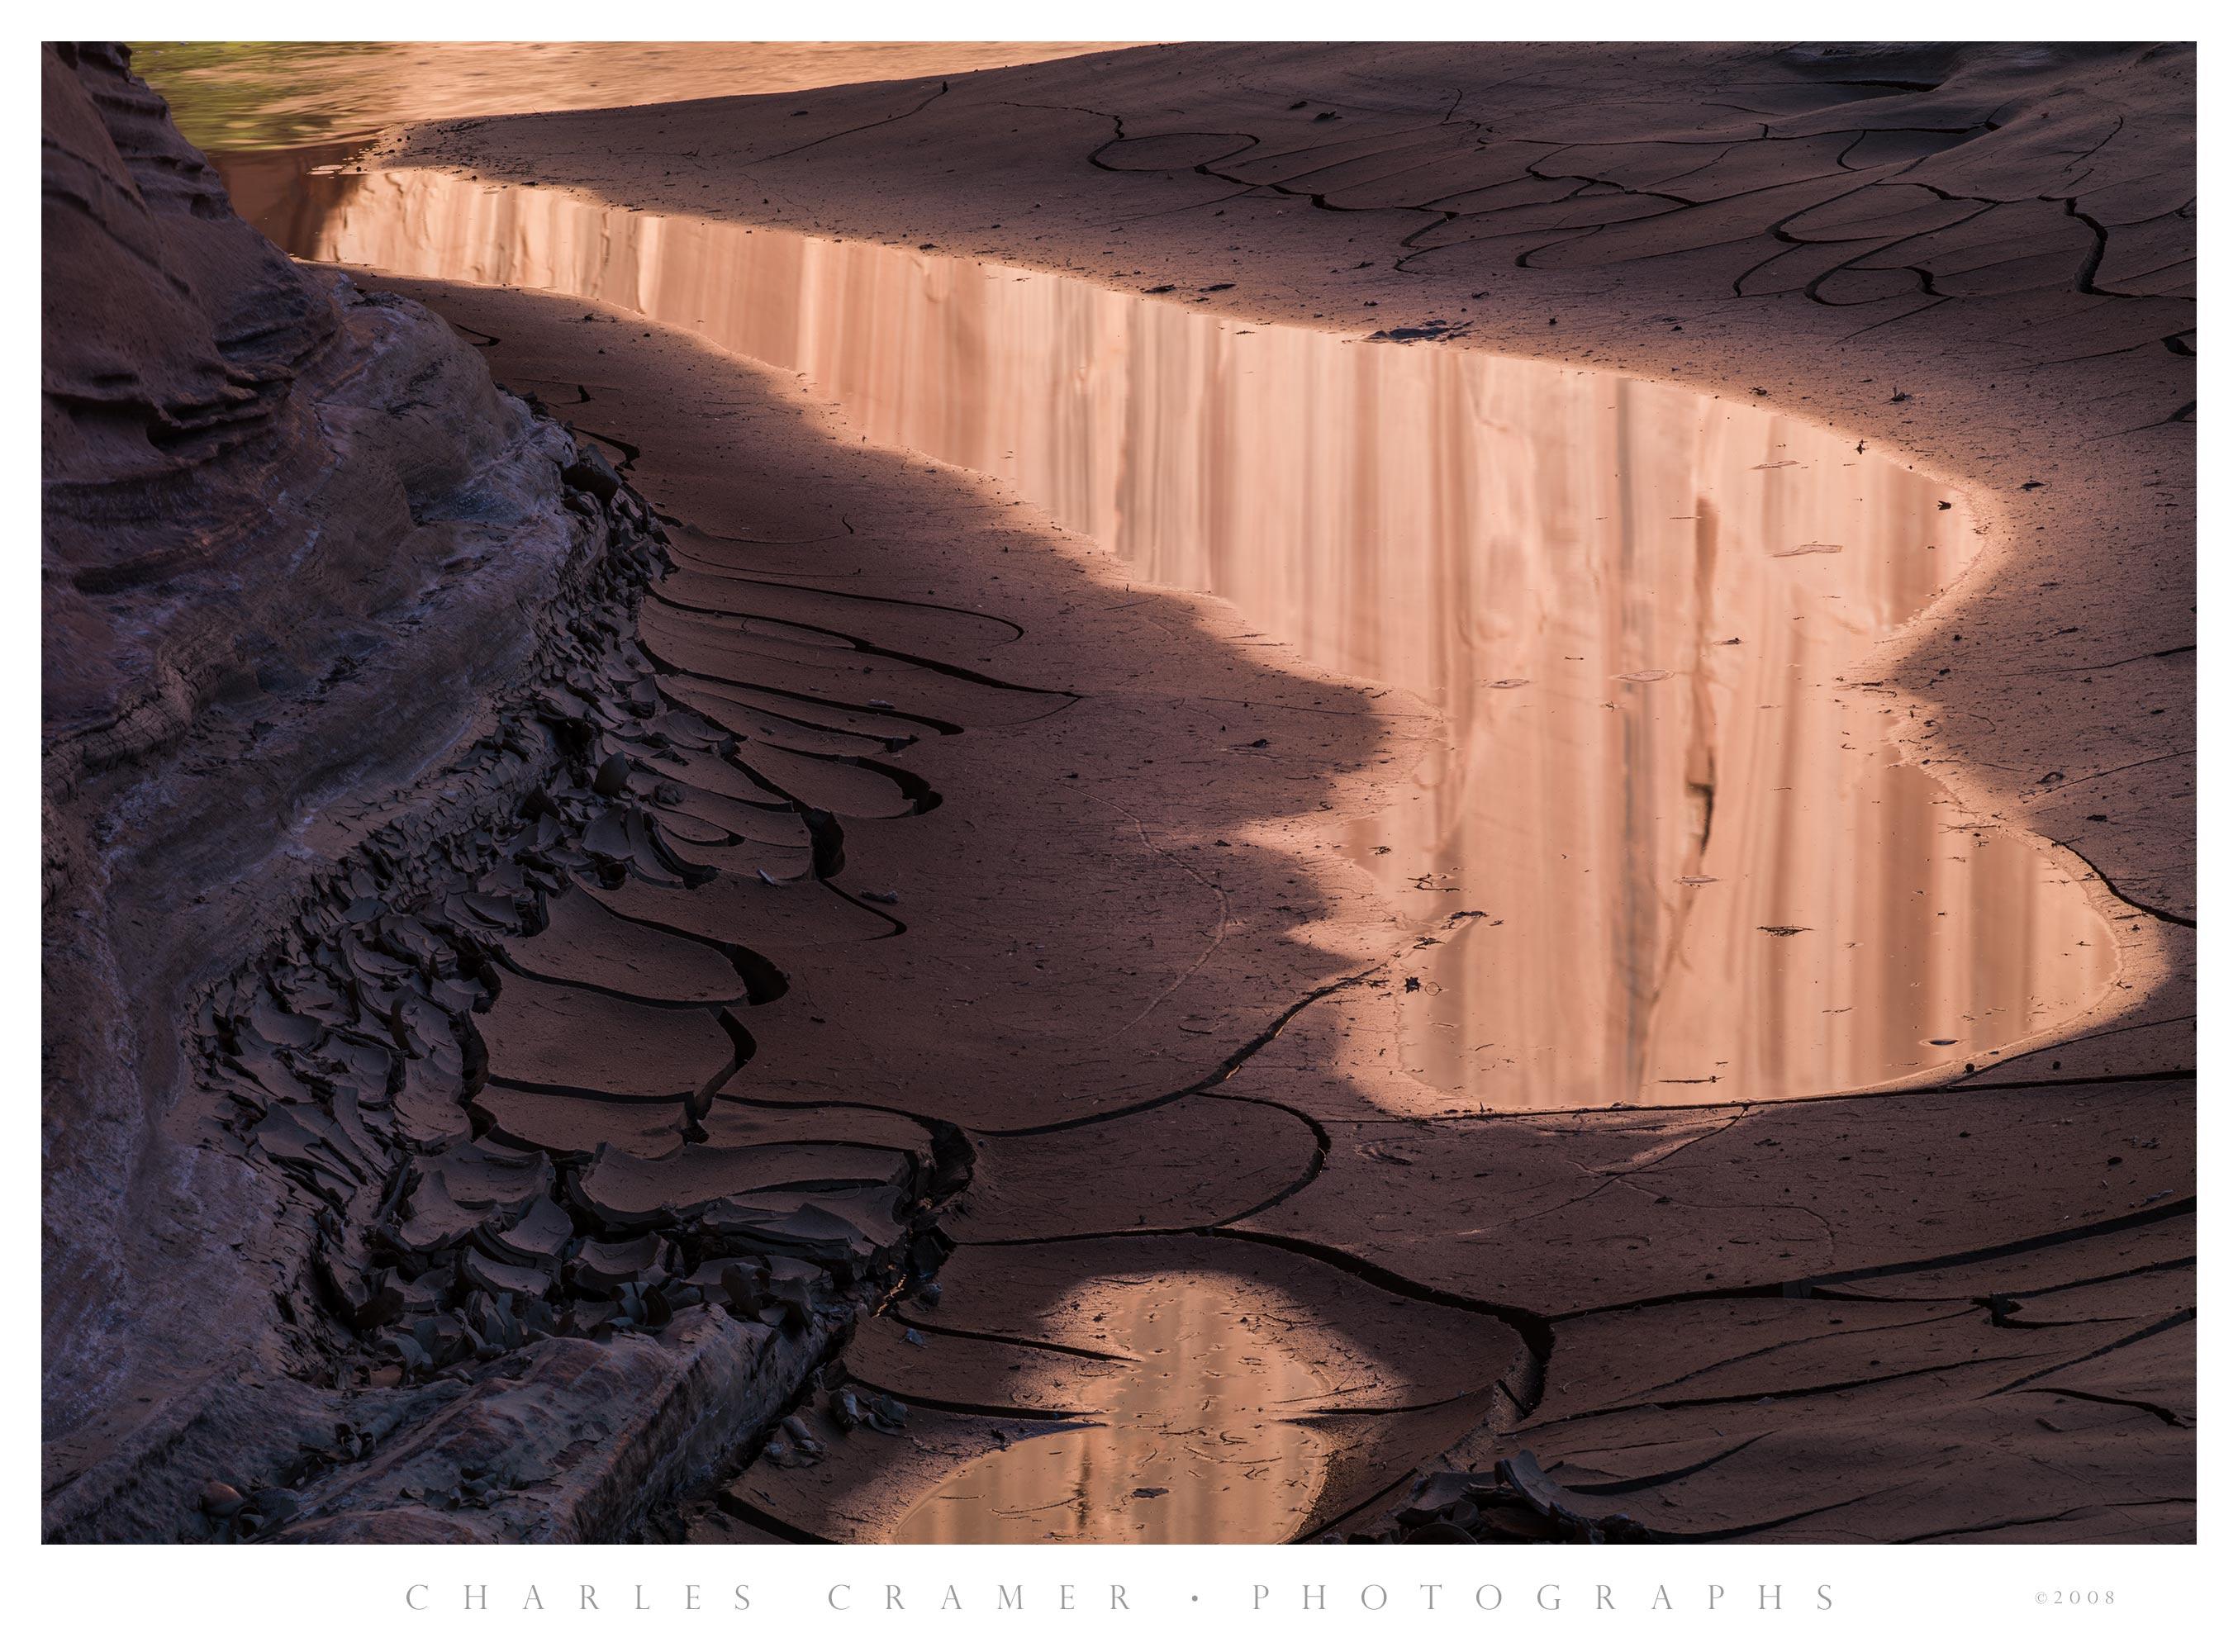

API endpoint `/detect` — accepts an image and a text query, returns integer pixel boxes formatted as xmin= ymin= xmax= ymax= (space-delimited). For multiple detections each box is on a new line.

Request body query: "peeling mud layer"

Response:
xmin=59 ymin=41 xmax=2195 ymax=1545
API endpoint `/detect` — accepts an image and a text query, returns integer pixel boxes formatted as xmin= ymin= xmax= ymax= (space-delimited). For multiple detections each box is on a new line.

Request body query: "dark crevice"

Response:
xmin=2024 ymin=1386 xmax=2191 ymax=1428
xmin=1547 ymin=1197 xmax=2196 ymax=1322
xmin=1546 ymin=1351 xmax=2026 ymax=1426
xmin=667 ymin=562 xmax=1029 ymax=640
xmin=1894 ymin=1496 xmax=2194 ymax=1545
xmin=748 ymin=78 xmax=953 ymax=169
xmin=644 ymin=586 xmax=1076 ymax=700
xmin=1984 ymin=1308 xmax=2195 ymax=1398
xmin=637 ymin=642 xmax=967 ymax=735
xmin=2042 ymin=835 xmax=2195 ymax=928
xmin=880 ymin=1313 xmax=1141 ymax=1365
xmin=1548 ymin=1431 xmax=1769 ymax=1496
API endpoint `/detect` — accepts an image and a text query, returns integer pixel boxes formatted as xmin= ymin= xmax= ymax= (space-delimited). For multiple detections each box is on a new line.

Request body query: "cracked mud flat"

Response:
xmin=105 ymin=40 xmax=2196 ymax=1545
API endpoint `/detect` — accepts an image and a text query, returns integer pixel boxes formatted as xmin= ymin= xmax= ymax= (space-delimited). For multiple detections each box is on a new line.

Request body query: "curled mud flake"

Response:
xmin=484 ymin=1194 xmax=575 ymax=1265
xmin=386 ymin=1169 xmax=482 ymax=1254
xmin=248 ymin=987 xmax=322 ymax=1047
xmin=592 ymin=752 xmax=633 ymax=796
xmin=868 ymin=1394 xmax=909 ymax=1432
xmin=473 ymin=1083 xmax=677 ymax=1158
xmin=1385 ymin=1452 xmax=1652 ymax=1545
xmin=592 ymin=869 xmax=901 ymax=949
xmin=202 ymin=1486 xmax=301 ymax=1544
xmin=646 ymin=806 xmax=729 ymax=847
xmin=560 ymin=444 xmax=625 ymax=501
xmin=459 ymin=1247 xmax=558 ymax=1299
xmin=572 ymin=1234 xmax=662 ymax=1294
xmin=704 ymin=748 xmax=929 ymax=834
xmin=582 ymin=1141 xmax=918 ymax=1225
xmin=638 ymin=601 xmax=1061 ymax=730
xmin=501 ymin=887 xmax=743 ymax=1005
xmin=706 ymin=1194 xmax=913 ymax=1284
xmin=956 ymin=1094 xmax=1317 ymax=1241
xmin=475 ymin=975 xmax=732 ymax=1099
xmin=435 ymin=1140 xmax=556 ymax=1216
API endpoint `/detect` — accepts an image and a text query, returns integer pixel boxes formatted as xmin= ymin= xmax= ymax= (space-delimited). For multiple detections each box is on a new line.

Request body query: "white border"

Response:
xmin=9 ymin=8 xmax=2220 ymax=1644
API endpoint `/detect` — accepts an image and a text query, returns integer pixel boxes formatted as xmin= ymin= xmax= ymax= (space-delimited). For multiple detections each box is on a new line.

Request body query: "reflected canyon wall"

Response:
xmin=893 ymin=1271 xmax=1334 ymax=1544
xmin=283 ymin=166 xmax=2115 ymax=1109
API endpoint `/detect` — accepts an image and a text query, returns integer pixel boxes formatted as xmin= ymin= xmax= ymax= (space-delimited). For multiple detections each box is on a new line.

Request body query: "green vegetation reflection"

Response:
xmin=131 ymin=42 xmax=397 ymax=152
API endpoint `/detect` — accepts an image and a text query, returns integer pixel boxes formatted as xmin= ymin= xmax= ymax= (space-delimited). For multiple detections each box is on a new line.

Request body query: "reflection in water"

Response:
xmin=893 ymin=1275 xmax=1329 ymax=1544
xmin=239 ymin=162 xmax=2115 ymax=1109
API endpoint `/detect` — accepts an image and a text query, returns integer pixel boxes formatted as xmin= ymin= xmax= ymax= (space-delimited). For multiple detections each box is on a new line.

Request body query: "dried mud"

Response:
xmin=363 ymin=272 xmax=2189 ymax=1544
xmin=50 ymin=42 xmax=2194 ymax=1545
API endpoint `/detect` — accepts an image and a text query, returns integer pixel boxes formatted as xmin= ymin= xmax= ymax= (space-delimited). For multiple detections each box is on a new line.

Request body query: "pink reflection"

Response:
xmin=273 ymin=166 xmax=2115 ymax=1109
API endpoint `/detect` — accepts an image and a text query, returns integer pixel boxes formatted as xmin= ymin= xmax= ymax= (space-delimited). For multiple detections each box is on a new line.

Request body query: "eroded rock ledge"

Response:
xmin=43 ymin=44 xmax=891 ymax=1542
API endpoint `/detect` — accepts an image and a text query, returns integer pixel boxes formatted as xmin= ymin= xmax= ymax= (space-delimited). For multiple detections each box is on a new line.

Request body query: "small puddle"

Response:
xmin=892 ymin=1273 xmax=1330 ymax=1544
xmin=226 ymin=154 xmax=2117 ymax=1110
